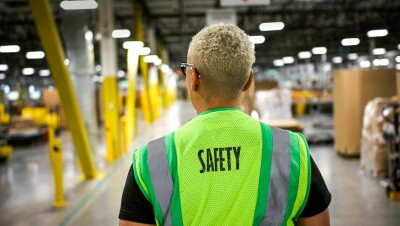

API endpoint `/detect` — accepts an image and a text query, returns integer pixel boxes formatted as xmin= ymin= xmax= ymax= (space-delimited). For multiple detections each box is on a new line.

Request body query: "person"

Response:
xmin=119 ymin=24 xmax=331 ymax=226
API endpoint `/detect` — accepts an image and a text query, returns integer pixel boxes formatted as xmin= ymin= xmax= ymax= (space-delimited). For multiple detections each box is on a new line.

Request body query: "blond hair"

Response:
xmin=188 ymin=24 xmax=255 ymax=98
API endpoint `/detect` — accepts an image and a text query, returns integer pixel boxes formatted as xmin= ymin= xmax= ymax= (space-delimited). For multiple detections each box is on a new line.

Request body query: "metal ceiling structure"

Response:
xmin=0 ymin=0 xmax=399 ymax=85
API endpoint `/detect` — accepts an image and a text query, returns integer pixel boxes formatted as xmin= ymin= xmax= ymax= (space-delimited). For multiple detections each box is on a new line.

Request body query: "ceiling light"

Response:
xmin=282 ymin=56 xmax=294 ymax=64
xmin=273 ymin=59 xmax=284 ymax=67
xmin=139 ymin=47 xmax=151 ymax=55
xmin=26 ymin=51 xmax=45 ymax=59
xmin=373 ymin=58 xmax=390 ymax=66
xmin=39 ymin=69 xmax=50 ymax=77
xmin=112 ymin=29 xmax=131 ymax=39
xmin=8 ymin=91 xmax=19 ymax=101
xmin=347 ymin=53 xmax=358 ymax=60
xmin=259 ymin=22 xmax=285 ymax=31
xmin=85 ymin=30 xmax=93 ymax=41
xmin=161 ymin=64 xmax=170 ymax=73
xmin=22 ymin=68 xmax=35 ymax=75
xmin=154 ymin=58 xmax=162 ymax=66
xmin=372 ymin=48 xmax=386 ymax=55
xmin=379 ymin=58 xmax=389 ymax=66
xmin=398 ymin=44 xmax=400 ymax=50
xmin=0 ymin=73 xmax=5 ymax=80
xmin=249 ymin=35 xmax=265 ymax=44
xmin=60 ymin=0 xmax=98 ymax=10
xmin=360 ymin=60 xmax=371 ymax=68
xmin=332 ymin=56 xmax=343 ymax=64
xmin=0 ymin=45 xmax=20 ymax=53
xmin=117 ymin=70 xmax=126 ymax=77
xmin=144 ymin=55 xmax=159 ymax=63
xmin=396 ymin=56 xmax=400 ymax=63
xmin=312 ymin=47 xmax=327 ymax=55
xmin=95 ymin=64 xmax=102 ymax=72
xmin=123 ymin=41 xmax=144 ymax=50
xmin=298 ymin=51 xmax=312 ymax=59
xmin=341 ymin=38 xmax=360 ymax=46
xmin=64 ymin=58 xmax=70 ymax=65
xmin=0 ymin=64 xmax=8 ymax=71
xmin=367 ymin=29 xmax=388 ymax=37
xmin=396 ymin=64 xmax=400 ymax=70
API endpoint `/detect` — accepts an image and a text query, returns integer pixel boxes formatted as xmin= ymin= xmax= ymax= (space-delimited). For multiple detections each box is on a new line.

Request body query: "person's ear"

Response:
xmin=242 ymin=70 xmax=253 ymax=92
xmin=189 ymin=68 xmax=200 ymax=92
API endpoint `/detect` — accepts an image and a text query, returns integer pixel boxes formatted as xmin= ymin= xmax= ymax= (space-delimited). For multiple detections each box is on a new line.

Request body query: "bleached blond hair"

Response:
xmin=188 ymin=23 xmax=255 ymax=98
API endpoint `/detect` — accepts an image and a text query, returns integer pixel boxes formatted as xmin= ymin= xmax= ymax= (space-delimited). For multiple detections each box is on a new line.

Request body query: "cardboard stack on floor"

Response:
xmin=333 ymin=68 xmax=397 ymax=157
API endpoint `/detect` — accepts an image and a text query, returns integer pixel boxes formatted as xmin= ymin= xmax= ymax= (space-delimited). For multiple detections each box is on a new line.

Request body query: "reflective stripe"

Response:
xmin=147 ymin=136 xmax=173 ymax=225
xmin=262 ymin=127 xmax=291 ymax=225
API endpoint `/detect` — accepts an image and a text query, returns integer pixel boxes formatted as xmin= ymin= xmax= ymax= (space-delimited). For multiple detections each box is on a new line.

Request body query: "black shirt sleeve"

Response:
xmin=119 ymin=165 xmax=156 ymax=224
xmin=299 ymin=155 xmax=332 ymax=218
xmin=119 ymin=156 xmax=331 ymax=222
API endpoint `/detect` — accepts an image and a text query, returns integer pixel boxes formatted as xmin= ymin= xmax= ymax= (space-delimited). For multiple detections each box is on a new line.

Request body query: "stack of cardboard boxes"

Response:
xmin=334 ymin=68 xmax=397 ymax=157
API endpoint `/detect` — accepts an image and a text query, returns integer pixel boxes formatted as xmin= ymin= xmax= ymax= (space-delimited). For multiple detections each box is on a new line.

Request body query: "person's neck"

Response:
xmin=195 ymin=97 xmax=241 ymax=115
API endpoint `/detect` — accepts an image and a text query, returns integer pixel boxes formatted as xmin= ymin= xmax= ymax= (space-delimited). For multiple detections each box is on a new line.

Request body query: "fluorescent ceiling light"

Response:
xmin=398 ymin=44 xmax=400 ymax=50
xmin=396 ymin=56 xmax=400 ymax=63
xmin=8 ymin=91 xmax=19 ymax=101
xmin=259 ymin=22 xmax=285 ymax=31
xmin=64 ymin=58 xmax=70 ymax=65
xmin=282 ymin=56 xmax=294 ymax=64
xmin=95 ymin=64 xmax=102 ymax=72
xmin=85 ymin=30 xmax=93 ymax=41
xmin=396 ymin=64 xmax=400 ymax=70
xmin=39 ymin=69 xmax=50 ymax=77
xmin=0 ymin=64 xmax=8 ymax=71
xmin=161 ymin=64 xmax=170 ymax=73
xmin=22 ymin=68 xmax=35 ymax=75
xmin=360 ymin=60 xmax=371 ymax=68
xmin=26 ymin=51 xmax=45 ymax=59
xmin=379 ymin=58 xmax=389 ymax=66
xmin=312 ymin=47 xmax=327 ymax=55
xmin=117 ymin=70 xmax=126 ymax=77
xmin=112 ymin=29 xmax=131 ymax=39
xmin=341 ymin=38 xmax=360 ymax=46
xmin=60 ymin=0 xmax=98 ymax=10
xmin=139 ymin=47 xmax=151 ymax=55
xmin=298 ymin=51 xmax=311 ymax=59
xmin=0 ymin=73 xmax=5 ymax=80
xmin=372 ymin=48 xmax=386 ymax=55
xmin=144 ymin=55 xmax=159 ymax=63
xmin=273 ymin=59 xmax=284 ymax=67
xmin=347 ymin=53 xmax=358 ymax=60
xmin=332 ymin=56 xmax=343 ymax=64
xmin=0 ymin=45 xmax=20 ymax=53
xmin=373 ymin=58 xmax=390 ymax=66
xmin=123 ymin=41 xmax=144 ymax=50
xmin=367 ymin=29 xmax=388 ymax=37
xmin=154 ymin=58 xmax=162 ymax=66
xmin=249 ymin=35 xmax=265 ymax=44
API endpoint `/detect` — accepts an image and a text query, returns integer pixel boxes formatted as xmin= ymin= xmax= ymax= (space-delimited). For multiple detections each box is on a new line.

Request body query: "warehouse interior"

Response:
xmin=1 ymin=0 xmax=400 ymax=225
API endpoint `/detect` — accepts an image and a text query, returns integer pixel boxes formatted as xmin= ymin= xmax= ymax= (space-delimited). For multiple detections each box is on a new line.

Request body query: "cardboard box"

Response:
xmin=333 ymin=69 xmax=397 ymax=156
xmin=43 ymin=89 xmax=68 ymax=129
xmin=397 ymin=71 xmax=400 ymax=100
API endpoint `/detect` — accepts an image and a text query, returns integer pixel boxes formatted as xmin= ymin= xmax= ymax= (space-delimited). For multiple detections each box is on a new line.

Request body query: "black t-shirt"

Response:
xmin=119 ymin=155 xmax=331 ymax=224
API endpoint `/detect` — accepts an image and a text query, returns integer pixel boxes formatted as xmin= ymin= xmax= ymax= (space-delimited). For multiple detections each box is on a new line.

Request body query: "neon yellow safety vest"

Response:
xmin=132 ymin=108 xmax=311 ymax=226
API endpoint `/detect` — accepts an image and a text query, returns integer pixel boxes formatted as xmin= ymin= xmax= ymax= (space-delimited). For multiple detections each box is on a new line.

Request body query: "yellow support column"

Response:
xmin=29 ymin=0 xmax=97 ymax=179
xmin=102 ymin=77 xmax=122 ymax=160
xmin=134 ymin=1 xmax=153 ymax=124
xmin=157 ymin=40 xmax=169 ymax=109
xmin=126 ymin=41 xmax=143 ymax=149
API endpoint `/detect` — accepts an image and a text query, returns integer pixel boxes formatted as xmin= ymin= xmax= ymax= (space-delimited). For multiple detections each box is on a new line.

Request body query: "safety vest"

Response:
xmin=132 ymin=108 xmax=311 ymax=226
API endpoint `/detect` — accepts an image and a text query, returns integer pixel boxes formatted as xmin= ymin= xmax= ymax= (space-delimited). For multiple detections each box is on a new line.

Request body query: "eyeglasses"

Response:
xmin=180 ymin=62 xmax=200 ymax=78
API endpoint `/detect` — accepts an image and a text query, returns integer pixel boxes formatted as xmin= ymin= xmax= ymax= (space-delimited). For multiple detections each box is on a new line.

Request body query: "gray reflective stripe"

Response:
xmin=147 ymin=136 xmax=173 ymax=226
xmin=261 ymin=127 xmax=291 ymax=225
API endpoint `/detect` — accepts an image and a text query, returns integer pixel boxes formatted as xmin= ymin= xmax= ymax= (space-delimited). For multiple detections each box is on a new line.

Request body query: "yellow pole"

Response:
xmin=134 ymin=1 xmax=153 ymax=124
xmin=29 ymin=0 xmax=97 ymax=179
xmin=48 ymin=114 xmax=67 ymax=207
xmin=157 ymin=40 xmax=169 ymax=109
xmin=102 ymin=77 xmax=122 ymax=160
xmin=126 ymin=41 xmax=142 ymax=148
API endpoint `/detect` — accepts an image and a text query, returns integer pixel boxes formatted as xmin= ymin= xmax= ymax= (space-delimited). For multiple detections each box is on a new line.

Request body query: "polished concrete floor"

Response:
xmin=1 ymin=101 xmax=399 ymax=226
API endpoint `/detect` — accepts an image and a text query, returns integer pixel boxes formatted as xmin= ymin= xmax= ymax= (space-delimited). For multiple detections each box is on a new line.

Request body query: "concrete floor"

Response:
xmin=1 ymin=101 xmax=399 ymax=226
